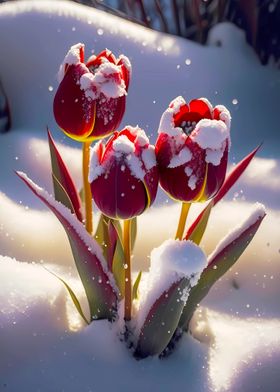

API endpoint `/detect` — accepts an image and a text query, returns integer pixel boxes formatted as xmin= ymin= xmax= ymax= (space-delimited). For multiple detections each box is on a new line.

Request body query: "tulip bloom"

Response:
xmin=53 ymin=43 xmax=131 ymax=141
xmin=155 ymin=96 xmax=231 ymax=203
xmin=89 ymin=126 xmax=158 ymax=219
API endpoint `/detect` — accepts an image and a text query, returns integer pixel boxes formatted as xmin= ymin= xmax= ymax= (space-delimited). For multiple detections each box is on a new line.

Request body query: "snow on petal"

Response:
xmin=168 ymin=147 xmax=192 ymax=168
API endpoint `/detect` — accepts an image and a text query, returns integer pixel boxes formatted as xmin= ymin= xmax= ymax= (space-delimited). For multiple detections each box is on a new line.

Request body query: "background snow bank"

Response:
xmin=0 ymin=1 xmax=279 ymax=391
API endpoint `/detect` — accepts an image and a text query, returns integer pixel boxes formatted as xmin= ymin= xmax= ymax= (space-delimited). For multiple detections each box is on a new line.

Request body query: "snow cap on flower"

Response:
xmin=155 ymin=96 xmax=231 ymax=202
xmin=53 ymin=44 xmax=131 ymax=141
xmin=89 ymin=126 xmax=158 ymax=219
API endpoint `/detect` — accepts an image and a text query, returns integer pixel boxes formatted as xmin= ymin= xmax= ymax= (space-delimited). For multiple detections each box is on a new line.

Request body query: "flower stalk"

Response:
xmin=124 ymin=219 xmax=132 ymax=321
xmin=175 ymin=202 xmax=191 ymax=240
xmin=83 ymin=141 xmax=93 ymax=234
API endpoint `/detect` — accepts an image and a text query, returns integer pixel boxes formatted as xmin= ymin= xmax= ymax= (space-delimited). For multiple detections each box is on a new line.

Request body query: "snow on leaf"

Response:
xmin=179 ymin=204 xmax=266 ymax=331
xmin=48 ymin=129 xmax=83 ymax=222
xmin=184 ymin=144 xmax=261 ymax=242
xmin=134 ymin=240 xmax=207 ymax=358
xmin=16 ymin=171 xmax=119 ymax=321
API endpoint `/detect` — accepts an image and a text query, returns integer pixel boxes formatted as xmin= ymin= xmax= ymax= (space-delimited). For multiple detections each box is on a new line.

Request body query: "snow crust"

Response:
xmin=142 ymin=145 xmax=156 ymax=170
xmin=113 ymin=135 xmax=135 ymax=154
xmin=191 ymin=119 xmax=230 ymax=165
xmin=136 ymin=239 xmax=207 ymax=336
xmin=158 ymin=96 xmax=186 ymax=138
xmin=57 ymin=42 xmax=84 ymax=82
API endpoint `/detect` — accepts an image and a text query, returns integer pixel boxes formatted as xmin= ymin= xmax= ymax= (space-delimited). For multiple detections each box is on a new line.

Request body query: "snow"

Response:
xmin=0 ymin=0 xmax=279 ymax=390
xmin=112 ymin=135 xmax=135 ymax=154
xmin=57 ymin=42 xmax=83 ymax=82
xmin=157 ymin=97 xmax=186 ymax=138
xmin=79 ymin=72 xmax=97 ymax=100
xmin=88 ymin=141 xmax=104 ymax=182
xmin=126 ymin=153 xmax=145 ymax=180
xmin=208 ymin=202 xmax=266 ymax=264
xmin=141 ymin=145 xmax=156 ymax=170
xmin=188 ymin=174 xmax=198 ymax=190
xmin=135 ymin=239 xmax=207 ymax=337
xmin=90 ymin=61 xmax=127 ymax=99
xmin=168 ymin=146 xmax=192 ymax=168
xmin=191 ymin=118 xmax=230 ymax=165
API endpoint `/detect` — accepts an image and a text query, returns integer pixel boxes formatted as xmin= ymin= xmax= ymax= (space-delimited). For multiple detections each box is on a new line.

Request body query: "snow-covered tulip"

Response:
xmin=53 ymin=44 xmax=131 ymax=141
xmin=155 ymin=96 xmax=231 ymax=203
xmin=156 ymin=96 xmax=231 ymax=240
xmin=89 ymin=126 xmax=158 ymax=220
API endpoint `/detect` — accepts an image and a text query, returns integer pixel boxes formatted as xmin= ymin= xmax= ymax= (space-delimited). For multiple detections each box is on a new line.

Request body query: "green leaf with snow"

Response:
xmin=179 ymin=205 xmax=266 ymax=330
xmin=16 ymin=171 xmax=119 ymax=321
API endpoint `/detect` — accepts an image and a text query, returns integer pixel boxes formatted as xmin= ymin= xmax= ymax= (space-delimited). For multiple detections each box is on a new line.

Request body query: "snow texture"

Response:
xmin=57 ymin=42 xmax=83 ymax=82
xmin=141 ymin=145 xmax=157 ymax=170
xmin=191 ymin=118 xmax=230 ymax=165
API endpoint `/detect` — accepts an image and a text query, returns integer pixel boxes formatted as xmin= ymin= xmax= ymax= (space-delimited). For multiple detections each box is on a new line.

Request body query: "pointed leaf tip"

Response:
xmin=16 ymin=171 xmax=119 ymax=321
xmin=47 ymin=128 xmax=83 ymax=222
xmin=180 ymin=204 xmax=266 ymax=331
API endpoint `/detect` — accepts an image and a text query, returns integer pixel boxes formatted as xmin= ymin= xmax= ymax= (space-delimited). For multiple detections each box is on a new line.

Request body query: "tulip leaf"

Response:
xmin=94 ymin=213 xmax=110 ymax=260
xmin=187 ymin=201 xmax=213 ymax=245
xmin=179 ymin=207 xmax=266 ymax=331
xmin=48 ymin=129 xmax=83 ymax=222
xmin=43 ymin=266 xmax=89 ymax=325
xmin=52 ymin=173 xmax=75 ymax=215
xmin=132 ymin=271 xmax=142 ymax=300
xmin=134 ymin=278 xmax=191 ymax=359
xmin=16 ymin=171 xmax=119 ymax=321
xmin=185 ymin=145 xmax=261 ymax=242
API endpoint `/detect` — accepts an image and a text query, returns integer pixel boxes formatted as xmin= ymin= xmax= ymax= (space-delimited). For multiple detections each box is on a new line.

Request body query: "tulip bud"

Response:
xmin=53 ymin=44 xmax=131 ymax=142
xmin=155 ymin=96 xmax=231 ymax=202
xmin=89 ymin=126 xmax=158 ymax=219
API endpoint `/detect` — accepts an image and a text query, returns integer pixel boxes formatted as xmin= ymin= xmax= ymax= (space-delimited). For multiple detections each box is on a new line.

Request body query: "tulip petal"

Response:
xmin=189 ymin=98 xmax=213 ymax=119
xmin=91 ymin=159 xmax=148 ymax=219
xmin=179 ymin=206 xmax=266 ymax=331
xmin=16 ymin=171 xmax=119 ymax=321
xmin=48 ymin=129 xmax=83 ymax=222
xmin=92 ymin=95 xmax=126 ymax=138
xmin=53 ymin=63 xmax=96 ymax=140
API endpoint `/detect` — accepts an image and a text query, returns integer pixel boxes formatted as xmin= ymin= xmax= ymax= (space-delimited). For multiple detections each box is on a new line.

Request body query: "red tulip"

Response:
xmin=53 ymin=44 xmax=131 ymax=141
xmin=155 ymin=96 xmax=231 ymax=202
xmin=90 ymin=126 xmax=159 ymax=219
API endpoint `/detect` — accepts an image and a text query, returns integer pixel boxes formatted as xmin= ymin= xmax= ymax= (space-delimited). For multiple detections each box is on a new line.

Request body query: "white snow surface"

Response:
xmin=0 ymin=1 xmax=279 ymax=391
